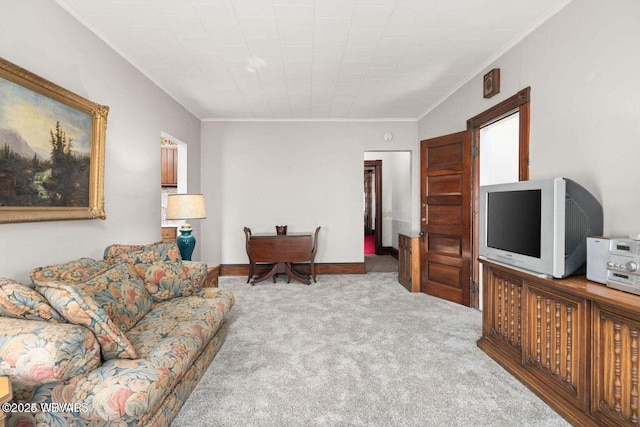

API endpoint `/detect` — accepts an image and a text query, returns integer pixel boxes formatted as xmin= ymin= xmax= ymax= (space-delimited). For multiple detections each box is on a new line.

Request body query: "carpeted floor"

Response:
xmin=173 ymin=274 xmax=568 ymax=427
xmin=364 ymin=254 xmax=398 ymax=272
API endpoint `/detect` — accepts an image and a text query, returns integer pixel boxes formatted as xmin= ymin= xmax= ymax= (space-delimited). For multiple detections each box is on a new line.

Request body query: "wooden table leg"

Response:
xmin=286 ymin=263 xmax=311 ymax=285
xmin=251 ymin=262 xmax=311 ymax=285
xmin=251 ymin=263 xmax=283 ymax=285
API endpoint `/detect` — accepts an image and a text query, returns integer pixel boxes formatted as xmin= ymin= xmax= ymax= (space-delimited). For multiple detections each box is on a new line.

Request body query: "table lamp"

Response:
xmin=166 ymin=193 xmax=206 ymax=261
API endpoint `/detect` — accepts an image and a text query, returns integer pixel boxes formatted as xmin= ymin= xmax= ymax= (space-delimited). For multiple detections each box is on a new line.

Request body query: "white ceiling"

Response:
xmin=55 ymin=0 xmax=571 ymax=120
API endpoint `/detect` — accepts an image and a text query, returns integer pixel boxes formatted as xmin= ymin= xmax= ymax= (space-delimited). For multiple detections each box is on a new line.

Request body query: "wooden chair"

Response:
xmin=310 ymin=226 xmax=321 ymax=283
xmin=244 ymin=227 xmax=277 ymax=284
xmin=243 ymin=227 xmax=254 ymax=283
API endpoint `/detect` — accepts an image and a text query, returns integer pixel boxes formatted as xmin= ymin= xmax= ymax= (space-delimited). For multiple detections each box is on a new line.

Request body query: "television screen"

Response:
xmin=486 ymin=190 xmax=542 ymax=258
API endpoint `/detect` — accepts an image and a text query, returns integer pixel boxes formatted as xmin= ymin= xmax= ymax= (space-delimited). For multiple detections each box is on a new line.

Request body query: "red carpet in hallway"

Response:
xmin=364 ymin=235 xmax=375 ymax=254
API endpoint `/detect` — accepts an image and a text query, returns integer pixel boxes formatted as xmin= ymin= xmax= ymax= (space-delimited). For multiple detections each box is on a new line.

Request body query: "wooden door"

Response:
xmin=420 ymin=131 xmax=472 ymax=306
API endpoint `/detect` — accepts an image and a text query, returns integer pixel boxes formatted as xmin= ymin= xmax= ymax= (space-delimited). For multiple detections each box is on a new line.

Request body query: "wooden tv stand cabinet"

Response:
xmin=478 ymin=259 xmax=640 ymax=426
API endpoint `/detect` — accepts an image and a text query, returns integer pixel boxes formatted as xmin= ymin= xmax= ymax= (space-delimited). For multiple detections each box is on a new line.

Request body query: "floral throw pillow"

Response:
xmin=103 ymin=241 xmax=202 ymax=301
xmin=133 ymin=261 xmax=202 ymax=301
xmin=0 ymin=278 xmax=65 ymax=323
xmin=0 ymin=317 xmax=101 ymax=386
xmin=103 ymin=241 xmax=181 ymax=264
xmin=74 ymin=262 xmax=152 ymax=333
xmin=30 ymin=258 xmax=111 ymax=284
xmin=35 ymin=281 xmax=138 ymax=361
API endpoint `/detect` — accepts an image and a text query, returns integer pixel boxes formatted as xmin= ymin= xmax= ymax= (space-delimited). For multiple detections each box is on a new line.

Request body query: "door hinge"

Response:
xmin=471 ymin=280 xmax=478 ymax=293
xmin=471 ymin=145 xmax=479 ymax=158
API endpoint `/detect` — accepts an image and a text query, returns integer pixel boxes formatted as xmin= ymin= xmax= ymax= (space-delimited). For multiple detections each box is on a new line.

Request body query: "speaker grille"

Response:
xmin=565 ymin=196 xmax=589 ymax=256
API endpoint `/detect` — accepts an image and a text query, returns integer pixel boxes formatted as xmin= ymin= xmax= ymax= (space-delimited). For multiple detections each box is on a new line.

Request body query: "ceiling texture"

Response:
xmin=55 ymin=0 xmax=571 ymax=120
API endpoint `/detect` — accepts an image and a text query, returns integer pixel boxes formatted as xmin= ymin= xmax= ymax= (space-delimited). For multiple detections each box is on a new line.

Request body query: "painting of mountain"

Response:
xmin=0 ymin=57 xmax=108 ymax=224
xmin=0 ymin=128 xmax=46 ymax=161
xmin=0 ymin=72 xmax=93 ymax=208
xmin=0 ymin=121 xmax=91 ymax=208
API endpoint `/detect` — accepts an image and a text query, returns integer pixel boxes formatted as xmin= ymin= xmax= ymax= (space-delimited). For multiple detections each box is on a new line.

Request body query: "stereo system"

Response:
xmin=588 ymin=236 xmax=640 ymax=296
xmin=606 ymin=237 xmax=640 ymax=295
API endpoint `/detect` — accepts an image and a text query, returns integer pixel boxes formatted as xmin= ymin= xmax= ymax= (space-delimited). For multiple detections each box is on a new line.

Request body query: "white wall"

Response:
xmin=391 ymin=152 xmax=413 ymax=244
xmin=200 ymin=120 xmax=418 ymax=265
xmin=0 ymin=0 xmax=201 ymax=282
xmin=418 ymin=0 xmax=640 ymax=237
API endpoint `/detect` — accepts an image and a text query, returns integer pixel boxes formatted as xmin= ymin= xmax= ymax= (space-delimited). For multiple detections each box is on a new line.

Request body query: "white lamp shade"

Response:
xmin=166 ymin=194 xmax=206 ymax=220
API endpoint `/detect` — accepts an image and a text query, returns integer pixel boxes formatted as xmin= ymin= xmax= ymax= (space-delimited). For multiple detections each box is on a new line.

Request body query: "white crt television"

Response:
xmin=479 ymin=177 xmax=603 ymax=278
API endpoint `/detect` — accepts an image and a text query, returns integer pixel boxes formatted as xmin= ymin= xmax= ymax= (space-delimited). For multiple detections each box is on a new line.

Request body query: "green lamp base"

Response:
xmin=176 ymin=227 xmax=196 ymax=261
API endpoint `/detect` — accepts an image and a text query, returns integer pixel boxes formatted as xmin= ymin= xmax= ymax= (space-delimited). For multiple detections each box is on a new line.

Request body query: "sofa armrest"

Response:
xmin=0 ymin=318 xmax=101 ymax=387
xmin=182 ymin=261 xmax=207 ymax=290
xmin=194 ymin=288 xmax=235 ymax=315
xmin=9 ymin=357 xmax=165 ymax=425
xmin=125 ymin=260 xmax=207 ymax=303
xmin=138 ymin=261 xmax=207 ymax=302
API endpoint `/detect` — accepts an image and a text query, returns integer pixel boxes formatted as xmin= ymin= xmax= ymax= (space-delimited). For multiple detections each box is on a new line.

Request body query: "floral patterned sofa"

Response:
xmin=0 ymin=242 xmax=234 ymax=426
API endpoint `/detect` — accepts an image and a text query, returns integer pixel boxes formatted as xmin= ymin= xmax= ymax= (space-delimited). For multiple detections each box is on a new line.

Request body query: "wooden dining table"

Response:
xmin=245 ymin=228 xmax=320 ymax=285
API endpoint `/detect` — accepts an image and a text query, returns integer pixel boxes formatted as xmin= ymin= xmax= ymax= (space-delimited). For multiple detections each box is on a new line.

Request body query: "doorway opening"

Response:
xmin=363 ymin=151 xmax=411 ymax=273
xmin=161 ymin=132 xmax=188 ymax=238
xmin=364 ymin=160 xmax=381 ymax=255
xmin=469 ymin=87 xmax=530 ymax=308
xmin=476 ymin=112 xmax=520 ymax=307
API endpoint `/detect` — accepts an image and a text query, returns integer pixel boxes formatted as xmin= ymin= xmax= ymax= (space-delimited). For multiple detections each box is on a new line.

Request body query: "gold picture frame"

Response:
xmin=0 ymin=57 xmax=108 ymax=224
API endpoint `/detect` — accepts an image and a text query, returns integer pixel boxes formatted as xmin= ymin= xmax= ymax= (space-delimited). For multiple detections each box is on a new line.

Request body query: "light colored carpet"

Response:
xmin=173 ymin=273 xmax=569 ymax=426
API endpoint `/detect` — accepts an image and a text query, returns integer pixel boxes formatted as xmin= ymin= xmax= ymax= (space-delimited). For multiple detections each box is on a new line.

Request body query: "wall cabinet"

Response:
xmin=161 ymin=147 xmax=177 ymax=187
xmin=398 ymin=234 xmax=420 ymax=292
xmin=479 ymin=260 xmax=640 ymax=426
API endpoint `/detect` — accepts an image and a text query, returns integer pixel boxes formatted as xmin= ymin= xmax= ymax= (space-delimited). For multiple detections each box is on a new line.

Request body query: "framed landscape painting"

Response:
xmin=0 ymin=57 xmax=108 ymax=224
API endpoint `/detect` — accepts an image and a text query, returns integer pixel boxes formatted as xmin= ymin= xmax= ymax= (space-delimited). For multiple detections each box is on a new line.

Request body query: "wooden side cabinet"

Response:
xmin=161 ymin=146 xmax=177 ymax=187
xmin=592 ymin=302 xmax=640 ymax=425
xmin=0 ymin=377 xmax=12 ymax=427
xmin=523 ymin=281 xmax=590 ymax=412
xmin=161 ymin=227 xmax=176 ymax=242
xmin=479 ymin=259 xmax=640 ymax=426
xmin=398 ymin=234 xmax=420 ymax=292
xmin=481 ymin=267 xmax=524 ymax=359
xmin=204 ymin=264 xmax=220 ymax=288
